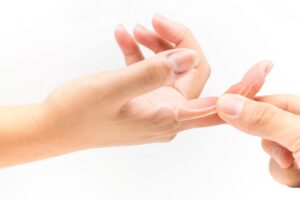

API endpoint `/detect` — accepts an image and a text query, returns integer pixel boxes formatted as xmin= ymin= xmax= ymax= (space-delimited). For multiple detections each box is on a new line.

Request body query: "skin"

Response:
xmin=0 ymin=14 xmax=270 ymax=169
xmin=216 ymin=94 xmax=300 ymax=187
xmin=114 ymin=14 xmax=272 ymax=129
xmin=117 ymin=14 xmax=300 ymax=188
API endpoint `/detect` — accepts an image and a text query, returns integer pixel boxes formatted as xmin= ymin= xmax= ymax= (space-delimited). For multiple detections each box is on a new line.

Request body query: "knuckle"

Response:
xmin=164 ymin=120 xmax=182 ymax=135
xmin=154 ymin=120 xmax=181 ymax=139
xmin=170 ymin=120 xmax=182 ymax=133
xmin=248 ymin=103 xmax=276 ymax=128
xmin=86 ymin=77 xmax=113 ymax=103
xmin=148 ymin=106 xmax=176 ymax=125
xmin=143 ymin=59 xmax=172 ymax=86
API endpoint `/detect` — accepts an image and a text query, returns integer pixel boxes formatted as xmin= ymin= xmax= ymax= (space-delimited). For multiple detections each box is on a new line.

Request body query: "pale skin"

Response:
xmin=0 ymin=14 xmax=294 ymax=188
xmin=217 ymin=94 xmax=300 ymax=188
xmin=114 ymin=15 xmax=300 ymax=187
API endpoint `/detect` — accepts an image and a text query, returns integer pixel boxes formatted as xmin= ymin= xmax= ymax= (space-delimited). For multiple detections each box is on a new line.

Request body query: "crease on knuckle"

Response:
xmin=248 ymin=104 xmax=276 ymax=134
xmin=143 ymin=59 xmax=171 ymax=86
xmin=149 ymin=106 xmax=176 ymax=125
xmin=165 ymin=120 xmax=181 ymax=134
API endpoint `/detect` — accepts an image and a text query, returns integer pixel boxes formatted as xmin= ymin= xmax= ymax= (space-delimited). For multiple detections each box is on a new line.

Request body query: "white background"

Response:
xmin=0 ymin=0 xmax=300 ymax=199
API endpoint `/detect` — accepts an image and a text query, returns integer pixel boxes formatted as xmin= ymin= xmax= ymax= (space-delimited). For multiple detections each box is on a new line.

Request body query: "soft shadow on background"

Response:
xmin=0 ymin=0 xmax=300 ymax=199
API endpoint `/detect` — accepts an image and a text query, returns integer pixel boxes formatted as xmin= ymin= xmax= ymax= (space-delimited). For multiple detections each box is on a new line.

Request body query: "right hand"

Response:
xmin=216 ymin=94 xmax=300 ymax=187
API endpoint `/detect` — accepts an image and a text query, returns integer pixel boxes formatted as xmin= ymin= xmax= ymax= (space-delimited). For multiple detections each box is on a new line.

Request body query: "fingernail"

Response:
xmin=264 ymin=62 xmax=274 ymax=76
xmin=218 ymin=95 xmax=245 ymax=116
xmin=271 ymin=145 xmax=284 ymax=167
xmin=259 ymin=60 xmax=274 ymax=76
xmin=166 ymin=49 xmax=200 ymax=74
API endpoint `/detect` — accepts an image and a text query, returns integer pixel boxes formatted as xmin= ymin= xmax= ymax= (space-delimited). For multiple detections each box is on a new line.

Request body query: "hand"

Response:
xmin=216 ymin=94 xmax=300 ymax=187
xmin=115 ymin=14 xmax=211 ymax=99
xmin=0 ymin=15 xmax=271 ymax=168
xmin=1 ymin=48 xmax=204 ymax=167
xmin=114 ymin=14 xmax=273 ymax=129
xmin=42 ymin=49 xmax=202 ymax=149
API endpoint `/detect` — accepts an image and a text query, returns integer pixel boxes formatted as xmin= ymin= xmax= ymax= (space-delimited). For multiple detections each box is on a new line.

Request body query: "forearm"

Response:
xmin=0 ymin=103 xmax=73 ymax=168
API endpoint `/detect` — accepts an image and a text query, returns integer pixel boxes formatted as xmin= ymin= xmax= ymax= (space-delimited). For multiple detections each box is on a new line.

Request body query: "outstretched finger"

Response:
xmin=133 ymin=24 xmax=174 ymax=53
xmin=115 ymin=24 xmax=144 ymax=65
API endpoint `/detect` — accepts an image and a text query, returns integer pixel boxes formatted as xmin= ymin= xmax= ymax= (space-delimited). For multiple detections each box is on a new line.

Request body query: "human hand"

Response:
xmin=43 ymin=18 xmax=272 ymax=152
xmin=216 ymin=94 xmax=300 ymax=187
xmin=115 ymin=14 xmax=211 ymax=99
xmin=43 ymin=48 xmax=201 ymax=150
xmin=0 ymin=15 xmax=272 ymax=168
xmin=0 ymin=47 xmax=205 ymax=168
xmin=114 ymin=14 xmax=273 ymax=129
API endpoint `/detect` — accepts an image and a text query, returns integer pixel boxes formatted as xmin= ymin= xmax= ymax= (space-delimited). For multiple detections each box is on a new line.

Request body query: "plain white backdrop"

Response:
xmin=0 ymin=0 xmax=300 ymax=199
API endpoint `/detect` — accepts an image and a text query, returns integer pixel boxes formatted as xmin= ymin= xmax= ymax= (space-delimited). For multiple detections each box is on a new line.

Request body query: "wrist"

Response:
xmin=0 ymin=102 xmax=80 ymax=167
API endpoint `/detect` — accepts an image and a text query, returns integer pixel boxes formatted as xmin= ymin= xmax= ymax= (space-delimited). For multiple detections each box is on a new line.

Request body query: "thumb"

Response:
xmin=111 ymin=48 xmax=200 ymax=102
xmin=216 ymin=94 xmax=300 ymax=151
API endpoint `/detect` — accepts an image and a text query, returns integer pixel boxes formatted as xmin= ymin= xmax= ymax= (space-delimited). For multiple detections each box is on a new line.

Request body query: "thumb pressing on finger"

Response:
xmin=111 ymin=48 xmax=200 ymax=103
xmin=216 ymin=94 xmax=300 ymax=153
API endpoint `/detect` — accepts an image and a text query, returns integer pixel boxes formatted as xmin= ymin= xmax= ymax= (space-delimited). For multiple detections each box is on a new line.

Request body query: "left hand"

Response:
xmin=115 ymin=14 xmax=211 ymax=99
xmin=114 ymin=14 xmax=273 ymax=131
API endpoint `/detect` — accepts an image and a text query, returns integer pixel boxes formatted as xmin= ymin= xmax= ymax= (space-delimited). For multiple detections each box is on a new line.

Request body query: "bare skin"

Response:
xmin=117 ymin=14 xmax=300 ymax=188
xmin=0 ymin=15 xmax=270 ymax=168
xmin=216 ymin=94 xmax=300 ymax=187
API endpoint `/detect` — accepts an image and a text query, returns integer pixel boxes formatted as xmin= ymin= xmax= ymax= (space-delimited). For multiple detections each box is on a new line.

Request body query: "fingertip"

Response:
xmin=153 ymin=13 xmax=164 ymax=22
xmin=114 ymin=23 xmax=126 ymax=37
xmin=114 ymin=25 xmax=138 ymax=51
xmin=216 ymin=94 xmax=246 ymax=117
xmin=152 ymin=13 xmax=168 ymax=31
xmin=257 ymin=60 xmax=274 ymax=76
xmin=133 ymin=24 xmax=148 ymax=42
xmin=262 ymin=60 xmax=274 ymax=76
xmin=114 ymin=24 xmax=130 ymax=45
